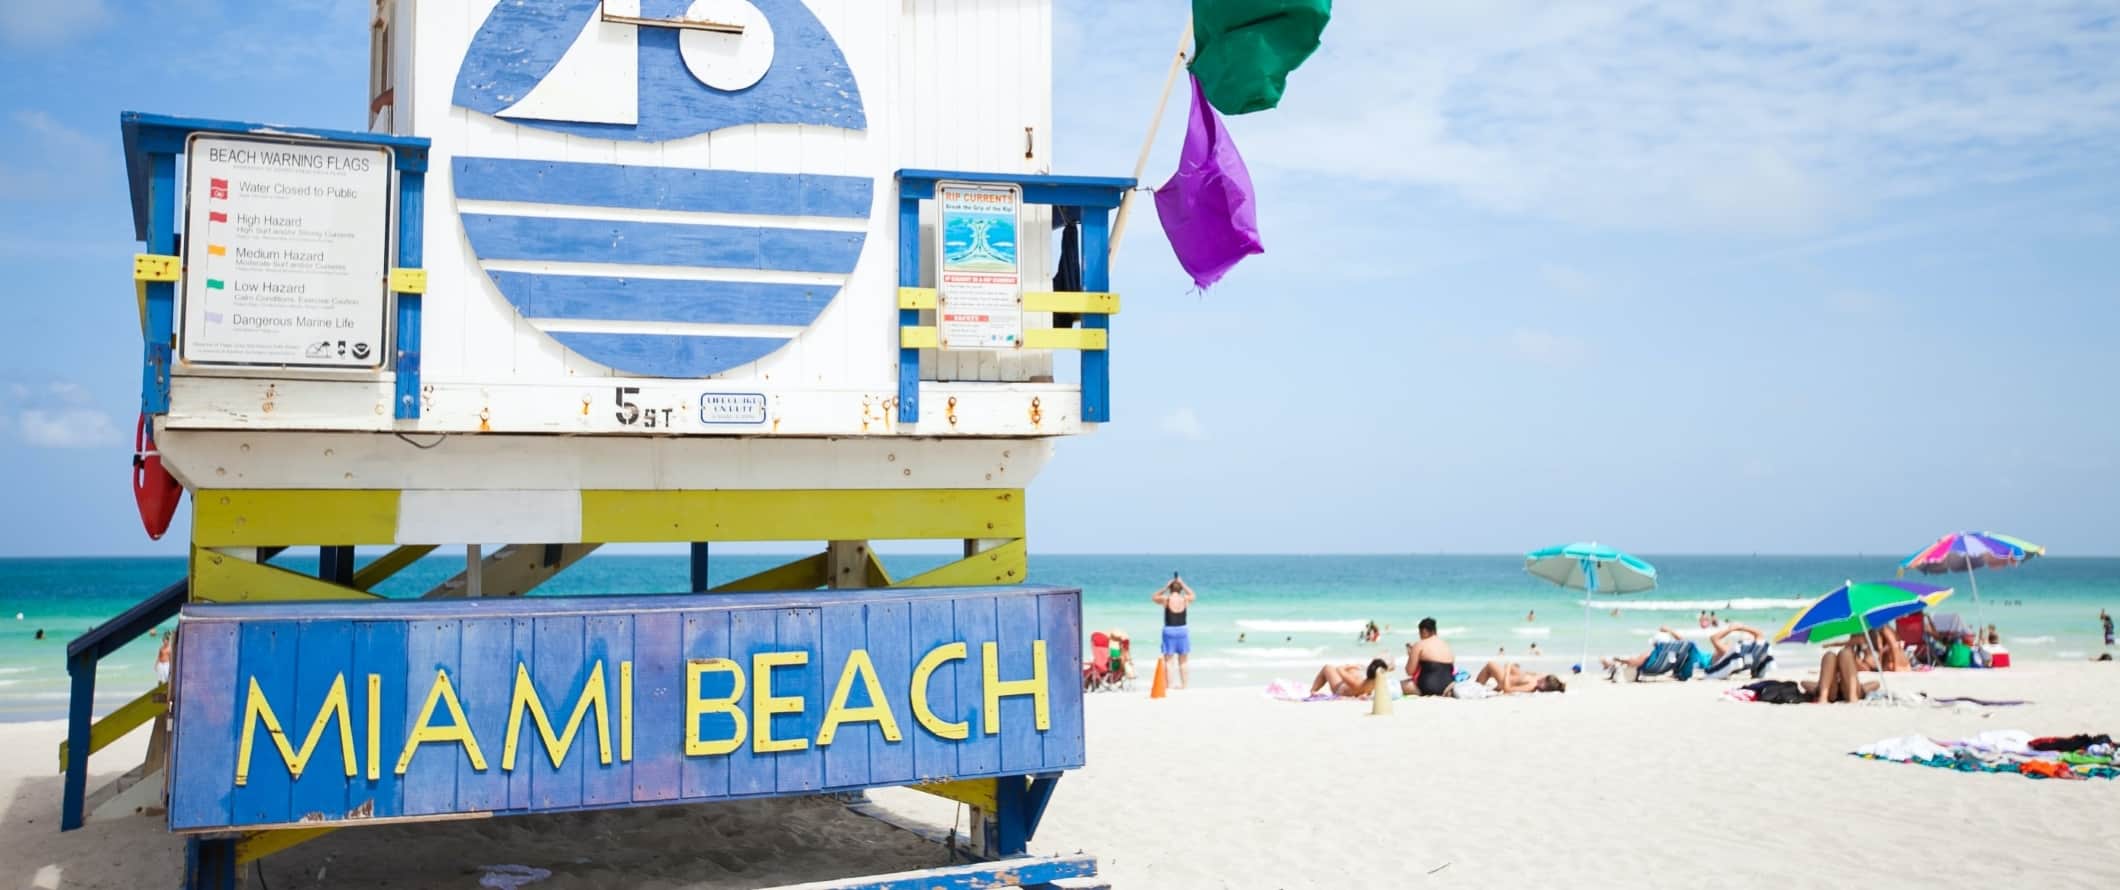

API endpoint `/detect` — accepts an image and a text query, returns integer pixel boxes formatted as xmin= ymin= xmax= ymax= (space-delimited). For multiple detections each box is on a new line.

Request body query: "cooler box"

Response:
xmin=1990 ymin=646 xmax=2011 ymax=668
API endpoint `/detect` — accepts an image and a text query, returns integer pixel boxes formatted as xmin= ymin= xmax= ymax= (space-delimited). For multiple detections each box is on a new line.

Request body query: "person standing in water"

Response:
xmin=2102 ymin=610 xmax=2114 ymax=648
xmin=1152 ymin=575 xmax=1197 ymax=690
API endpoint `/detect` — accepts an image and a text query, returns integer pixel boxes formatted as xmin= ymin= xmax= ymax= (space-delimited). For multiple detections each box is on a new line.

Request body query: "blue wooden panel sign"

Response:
xmin=167 ymin=585 xmax=1083 ymax=832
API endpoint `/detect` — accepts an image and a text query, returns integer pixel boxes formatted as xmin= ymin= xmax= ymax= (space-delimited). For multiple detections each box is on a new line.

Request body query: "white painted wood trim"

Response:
xmin=157 ymin=429 xmax=1056 ymax=492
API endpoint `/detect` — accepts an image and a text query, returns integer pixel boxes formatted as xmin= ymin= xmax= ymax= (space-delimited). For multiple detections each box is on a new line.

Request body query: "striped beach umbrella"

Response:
xmin=1775 ymin=579 xmax=1954 ymax=645
xmin=1898 ymin=532 xmax=2042 ymax=633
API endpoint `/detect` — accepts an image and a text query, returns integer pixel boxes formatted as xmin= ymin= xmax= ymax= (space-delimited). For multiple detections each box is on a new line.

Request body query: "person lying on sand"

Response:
xmin=1308 ymin=657 xmax=1393 ymax=698
xmin=1401 ymin=618 xmax=1456 ymax=697
xmin=1800 ymin=639 xmax=1879 ymax=703
xmin=1474 ymin=659 xmax=1565 ymax=694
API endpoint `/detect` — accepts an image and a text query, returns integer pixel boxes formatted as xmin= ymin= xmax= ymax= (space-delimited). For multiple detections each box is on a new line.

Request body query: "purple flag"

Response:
xmin=1155 ymin=73 xmax=1264 ymax=289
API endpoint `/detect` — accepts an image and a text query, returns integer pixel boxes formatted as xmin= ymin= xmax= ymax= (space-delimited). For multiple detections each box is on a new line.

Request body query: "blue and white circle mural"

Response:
xmin=452 ymin=0 xmax=871 ymax=378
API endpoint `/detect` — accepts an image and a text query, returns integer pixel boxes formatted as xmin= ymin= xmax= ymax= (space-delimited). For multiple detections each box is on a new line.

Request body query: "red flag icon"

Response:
xmin=209 ymin=177 xmax=229 ymax=200
xmin=208 ymin=211 xmax=228 ymax=223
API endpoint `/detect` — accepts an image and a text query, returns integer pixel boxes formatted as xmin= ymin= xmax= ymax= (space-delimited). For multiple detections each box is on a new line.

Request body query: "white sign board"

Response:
xmin=935 ymin=181 xmax=1023 ymax=350
xmin=180 ymin=135 xmax=393 ymax=368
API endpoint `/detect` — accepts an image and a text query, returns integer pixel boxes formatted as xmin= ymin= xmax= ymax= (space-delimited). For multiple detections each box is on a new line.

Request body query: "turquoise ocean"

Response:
xmin=2 ymin=554 xmax=2113 ymax=720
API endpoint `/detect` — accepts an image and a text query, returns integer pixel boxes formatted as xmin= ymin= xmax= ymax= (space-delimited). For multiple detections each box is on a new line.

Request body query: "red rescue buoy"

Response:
xmin=132 ymin=414 xmax=181 ymax=540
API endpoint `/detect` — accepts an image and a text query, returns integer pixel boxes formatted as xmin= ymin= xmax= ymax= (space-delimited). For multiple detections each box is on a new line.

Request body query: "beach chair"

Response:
xmin=1617 ymin=639 xmax=1696 ymax=682
xmin=1703 ymin=640 xmax=1774 ymax=680
xmin=1895 ymin=614 xmax=1930 ymax=666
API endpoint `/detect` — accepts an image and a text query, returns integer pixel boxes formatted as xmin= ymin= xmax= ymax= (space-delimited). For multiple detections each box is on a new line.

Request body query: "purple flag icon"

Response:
xmin=1155 ymin=73 xmax=1264 ymax=289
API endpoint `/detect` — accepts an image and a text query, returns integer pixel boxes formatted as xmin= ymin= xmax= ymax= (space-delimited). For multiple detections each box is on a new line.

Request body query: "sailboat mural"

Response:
xmin=450 ymin=0 xmax=872 ymax=378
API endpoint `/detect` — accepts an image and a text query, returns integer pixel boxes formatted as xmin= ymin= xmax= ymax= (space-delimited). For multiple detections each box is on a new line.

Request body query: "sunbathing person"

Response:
xmin=1474 ymin=659 xmax=1565 ymax=694
xmin=1699 ymin=623 xmax=1770 ymax=675
xmin=1600 ymin=626 xmax=1690 ymax=673
xmin=1401 ymin=617 xmax=1456 ymax=696
xmin=1309 ymin=657 xmax=1392 ymax=698
xmin=1800 ymin=640 xmax=1880 ymax=703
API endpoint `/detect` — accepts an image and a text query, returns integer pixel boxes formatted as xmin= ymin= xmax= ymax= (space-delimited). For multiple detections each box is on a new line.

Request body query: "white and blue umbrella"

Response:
xmin=1526 ymin=542 xmax=1659 ymax=671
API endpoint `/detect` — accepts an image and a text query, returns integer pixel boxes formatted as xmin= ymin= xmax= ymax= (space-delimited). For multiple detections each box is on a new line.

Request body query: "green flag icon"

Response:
xmin=1189 ymin=0 xmax=1332 ymax=115
xmin=206 ymin=279 xmax=225 ymax=290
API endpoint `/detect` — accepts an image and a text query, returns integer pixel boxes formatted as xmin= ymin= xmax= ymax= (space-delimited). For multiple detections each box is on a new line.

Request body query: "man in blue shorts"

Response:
xmin=1153 ymin=575 xmax=1197 ymax=689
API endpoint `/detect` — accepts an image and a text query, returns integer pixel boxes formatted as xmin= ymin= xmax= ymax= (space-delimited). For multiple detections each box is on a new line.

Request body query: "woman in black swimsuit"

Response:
xmin=1401 ymin=617 xmax=1456 ymax=696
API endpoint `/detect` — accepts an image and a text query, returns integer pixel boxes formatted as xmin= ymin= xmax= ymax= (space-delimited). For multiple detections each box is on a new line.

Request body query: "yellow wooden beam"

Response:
xmin=580 ymin=489 xmax=1025 ymax=544
xmin=194 ymin=490 xmax=400 ymax=547
xmin=910 ymin=778 xmax=999 ymax=812
xmin=350 ymin=544 xmax=437 ymax=591
xmin=134 ymin=253 xmax=181 ymax=283
xmin=1022 ymin=328 xmax=1107 ymax=351
xmin=57 ymin=684 xmax=166 ymax=771
xmin=193 ymin=547 xmax=385 ymax=604
xmin=895 ymin=539 xmax=1028 ymax=588
xmin=711 ymin=552 xmax=829 ymax=593
xmin=896 ymin=287 xmax=937 ymax=309
xmin=236 ymin=826 xmax=338 ymax=865
xmin=899 ymin=326 xmax=939 ymax=349
xmin=863 ymin=548 xmax=894 ymax=587
xmin=388 ymin=267 xmax=427 ymax=294
xmin=1022 ymin=291 xmax=1120 ymax=314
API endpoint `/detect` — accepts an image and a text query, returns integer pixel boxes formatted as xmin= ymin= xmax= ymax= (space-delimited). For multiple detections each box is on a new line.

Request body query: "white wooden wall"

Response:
xmin=394 ymin=0 xmax=1056 ymax=394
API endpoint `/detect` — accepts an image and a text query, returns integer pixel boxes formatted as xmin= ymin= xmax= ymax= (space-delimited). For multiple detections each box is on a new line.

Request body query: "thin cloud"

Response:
xmin=1213 ymin=1 xmax=2120 ymax=233
xmin=0 ymin=0 xmax=108 ymax=47
xmin=1507 ymin=328 xmax=1591 ymax=367
xmin=1159 ymin=407 xmax=1207 ymax=441
xmin=0 ymin=110 xmax=116 ymax=202
xmin=6 ymin=382 xmax=122 ymax=449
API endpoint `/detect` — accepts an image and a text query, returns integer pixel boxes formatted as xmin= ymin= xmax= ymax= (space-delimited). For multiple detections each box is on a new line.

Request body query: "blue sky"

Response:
xmin=2 ymin=1 xmax=2117 ymax=557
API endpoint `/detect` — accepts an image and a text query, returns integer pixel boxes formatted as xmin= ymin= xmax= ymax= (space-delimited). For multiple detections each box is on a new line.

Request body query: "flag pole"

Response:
xmin=1107 ymin=13 xmax=1194 ymax=259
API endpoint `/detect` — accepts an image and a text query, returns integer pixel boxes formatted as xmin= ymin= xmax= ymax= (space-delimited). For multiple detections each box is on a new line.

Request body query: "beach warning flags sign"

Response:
xmin=1150 ymin=657 xmax=1170 ymax=698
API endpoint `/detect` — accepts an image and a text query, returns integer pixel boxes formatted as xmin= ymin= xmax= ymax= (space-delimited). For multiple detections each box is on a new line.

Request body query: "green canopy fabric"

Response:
xmin=1190 ymin=0 xmax=1333 ymax=115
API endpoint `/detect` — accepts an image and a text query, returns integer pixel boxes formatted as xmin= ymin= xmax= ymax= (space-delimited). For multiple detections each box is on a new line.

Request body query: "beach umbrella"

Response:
xmin=1525 ymin=542 xmax=1657 ymax=671
xmin=1897 ymin=532 xmax=2042 ymax=632
xmin=1775 ymin=579 xmax=1954 ymax=645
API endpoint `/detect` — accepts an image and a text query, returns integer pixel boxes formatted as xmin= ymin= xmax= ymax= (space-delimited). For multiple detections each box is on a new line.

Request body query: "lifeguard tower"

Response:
xmin=65 ymin=2 xmax=1128 ymax=887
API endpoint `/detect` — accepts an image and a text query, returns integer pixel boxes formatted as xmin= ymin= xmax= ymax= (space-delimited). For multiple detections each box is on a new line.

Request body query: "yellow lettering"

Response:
xmin=981 ymin=641 xmax=1050 ymax=735
xmin=685 ymin=658 xmax=747 ymax=756
xmin=364 ymin=673 xmax=381 ymax=781
xmin=394 ymin=669 xmax=487 ymax=774
xmin=817 ymin=649 xmax=902 ymax=746
xmin=236 ymin=674 xmax=357 ymax=785
xmin=502 ymin=661 xmax=612 ymax=771
xmin=911 ymin=642 xmax=969 ymax=740
xmin=619 ymin=660 xmax=634 ymax=764
xmin=751 ymin=651 xmax=809 ymax=754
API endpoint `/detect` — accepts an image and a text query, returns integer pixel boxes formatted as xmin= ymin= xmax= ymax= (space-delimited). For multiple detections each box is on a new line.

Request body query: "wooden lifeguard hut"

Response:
xmin=65 ymin=2 xmax=1128 ymax=887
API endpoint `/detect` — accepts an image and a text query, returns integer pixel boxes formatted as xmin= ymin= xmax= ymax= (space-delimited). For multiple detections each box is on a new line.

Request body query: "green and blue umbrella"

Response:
xmin=1526 ymin=542 xmax=1658 ymax=670
xmin=1775 ymin=579 xmax=1954 ymax=645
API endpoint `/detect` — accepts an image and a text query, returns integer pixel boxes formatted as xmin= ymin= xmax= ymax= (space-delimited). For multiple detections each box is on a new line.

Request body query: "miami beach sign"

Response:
xmin=167 ymin=587 xmax=1084 ymax=831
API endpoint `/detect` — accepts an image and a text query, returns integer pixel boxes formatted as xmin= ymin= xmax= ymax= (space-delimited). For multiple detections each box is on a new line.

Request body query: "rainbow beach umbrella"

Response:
xmin=1898 ymin=531 xmax=2042 ymax=631
xmin=1775 ymin=579 xmax=1954 ymax=645
xmin=1899 ymin=532 xmax=2044 ymax=575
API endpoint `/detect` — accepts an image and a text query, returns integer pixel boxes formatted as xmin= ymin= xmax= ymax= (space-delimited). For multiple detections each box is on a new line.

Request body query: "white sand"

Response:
xmin=5 ymin=663 xmax=2116 ymax=888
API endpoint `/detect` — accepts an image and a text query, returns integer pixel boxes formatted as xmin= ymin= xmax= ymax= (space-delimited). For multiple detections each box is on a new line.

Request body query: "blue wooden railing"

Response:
xmin=120 ymin=112 xmax=432 ymax=419
xmin=894 ymin=170 xmax=1133 ymax=425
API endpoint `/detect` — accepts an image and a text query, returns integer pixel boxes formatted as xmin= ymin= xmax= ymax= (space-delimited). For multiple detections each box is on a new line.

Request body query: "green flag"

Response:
xmin=1189 ymin=0 xmax=1332 ymax=115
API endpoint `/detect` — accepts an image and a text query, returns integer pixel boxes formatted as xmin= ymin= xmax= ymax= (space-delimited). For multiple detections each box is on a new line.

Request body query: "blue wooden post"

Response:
xmin=689 ymin=542 xmax=711 ymax=592
xmin=394 ymin=161 xmax=427 ymax=420
xmin=60 ymin=652 xmax=94 ymax=830
xmin=184 ymin=837 xmax=238 ymax=890
xmin=897 ymin=189 xmax=923 ymax=423
xmin=1079 ymin=208 xmax=1111 ymax=423
xmin=320 ymin=546 xmax=355 ymax=585
xmin=141 ymin=152 xmax=177 ymax=414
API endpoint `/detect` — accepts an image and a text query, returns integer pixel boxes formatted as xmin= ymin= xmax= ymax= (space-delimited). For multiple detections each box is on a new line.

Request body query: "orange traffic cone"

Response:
xmin=1150 ymin=657 xmax=1169 ymax=698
